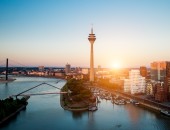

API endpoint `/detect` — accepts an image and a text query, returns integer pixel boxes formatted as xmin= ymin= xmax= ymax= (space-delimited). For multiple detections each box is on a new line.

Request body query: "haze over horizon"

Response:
xmin=0 ymin=0 xmax=170 ymax=68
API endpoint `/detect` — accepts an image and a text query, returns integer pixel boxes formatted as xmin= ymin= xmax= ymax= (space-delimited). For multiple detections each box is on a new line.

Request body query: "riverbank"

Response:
xmin=60 ymin=93 xmax=88 ymax=111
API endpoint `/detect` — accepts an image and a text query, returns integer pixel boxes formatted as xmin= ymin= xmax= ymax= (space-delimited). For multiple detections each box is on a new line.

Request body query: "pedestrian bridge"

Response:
xmin=11 ymin=81 xmax=67 ymax=98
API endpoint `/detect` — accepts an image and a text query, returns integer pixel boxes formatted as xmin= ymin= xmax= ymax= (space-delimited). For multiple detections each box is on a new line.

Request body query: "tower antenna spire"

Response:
xmin=91 ymin=24 xmax=93 ymax=34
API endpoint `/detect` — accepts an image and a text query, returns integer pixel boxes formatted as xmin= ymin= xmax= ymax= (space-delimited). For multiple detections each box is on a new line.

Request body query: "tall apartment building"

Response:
xmin=150 ymin=61 xmax=166 ymax=81
xmin=124 ymin=70 xmax=146 ymax=94
xmin=65 ymin=63 xmax=71 ymax=74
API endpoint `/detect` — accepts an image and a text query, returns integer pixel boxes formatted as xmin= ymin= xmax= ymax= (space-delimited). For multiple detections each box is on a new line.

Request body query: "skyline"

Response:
xmin=0 ymin=0 xmax=170 ymax=68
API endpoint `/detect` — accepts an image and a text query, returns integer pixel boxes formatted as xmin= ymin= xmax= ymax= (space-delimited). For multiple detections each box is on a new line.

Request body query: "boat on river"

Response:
xmin=130 ymin=99 xmax=139 ymax=105
xmin=160 ymin=109 xmax=170 ymax=116
xmin=114 ymin=99 xmax=126 ymax=105
xmin=88 ymin=105 xmax=98 ymax=111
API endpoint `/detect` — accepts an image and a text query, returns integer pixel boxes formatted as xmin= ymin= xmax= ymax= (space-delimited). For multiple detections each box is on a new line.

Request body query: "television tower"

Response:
xmin=88 ymin=27 xmax=96 ymax=82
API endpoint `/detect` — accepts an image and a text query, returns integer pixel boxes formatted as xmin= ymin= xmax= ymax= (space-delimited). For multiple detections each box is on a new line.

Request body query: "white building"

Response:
xmin=81 ymin=68 xmax=89 ymax=74
xmin=124 ymin=70 xmax=146 ymax=94
xmin=124 ymin=79 xmax=131 ymax=93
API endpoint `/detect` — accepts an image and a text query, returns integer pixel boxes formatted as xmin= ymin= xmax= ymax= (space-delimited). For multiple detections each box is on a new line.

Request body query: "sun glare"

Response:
xmin=112 ymin=62 xmax=121 ymax=69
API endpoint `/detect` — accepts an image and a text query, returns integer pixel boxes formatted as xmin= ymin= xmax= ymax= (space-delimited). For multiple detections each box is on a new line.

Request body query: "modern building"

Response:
xmin=65 ymin=63 xmax=71 ymax=74
xmin=124 ymin=70 xmax=146 ymax=94
xmin=88 ymin=27 xmax=96 ymax=82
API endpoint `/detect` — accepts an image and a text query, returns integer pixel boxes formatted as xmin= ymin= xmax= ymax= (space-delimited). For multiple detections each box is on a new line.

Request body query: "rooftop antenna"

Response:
xmin=91 ymin=23 xmax=93 ymax=34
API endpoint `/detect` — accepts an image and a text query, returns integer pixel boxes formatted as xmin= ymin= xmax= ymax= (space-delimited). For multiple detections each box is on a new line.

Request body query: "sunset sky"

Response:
xmin=0 ymin=0 xmax=170 ymax=68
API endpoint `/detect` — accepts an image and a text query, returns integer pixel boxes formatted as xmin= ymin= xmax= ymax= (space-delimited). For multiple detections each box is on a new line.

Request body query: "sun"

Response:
xmin=112 ymin=62 xmax=121 ymax=69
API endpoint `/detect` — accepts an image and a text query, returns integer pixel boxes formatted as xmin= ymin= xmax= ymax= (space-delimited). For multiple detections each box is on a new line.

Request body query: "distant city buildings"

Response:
xmin=38 ymin=66 xmax=44 ymax=72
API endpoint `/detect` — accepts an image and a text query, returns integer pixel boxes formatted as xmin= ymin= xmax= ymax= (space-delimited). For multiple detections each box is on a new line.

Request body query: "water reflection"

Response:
xmin=125 ymin=104 xmax=141 ymax=123
xmin=87 ymin=111 xmax=97 ymax=130
xmin=4 ymin=83 xmax=9 ymax=96
xmin=71 ymin=111 xmax=86 ymax=119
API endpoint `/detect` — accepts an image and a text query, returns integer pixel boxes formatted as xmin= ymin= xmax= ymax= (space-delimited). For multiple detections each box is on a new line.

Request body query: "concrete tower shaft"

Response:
xmin=88 ymin=27 xmax=96 ymax=82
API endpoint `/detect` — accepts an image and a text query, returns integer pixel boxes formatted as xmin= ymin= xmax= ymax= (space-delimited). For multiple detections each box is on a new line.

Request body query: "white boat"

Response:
xmin=88 ymin=106 xmax=98 ymax=111
xmin=126 ymin=100 xmax=130 ymax=103
xmin=160 ymin=109 xmax=170 ymax=116
xmin=130 ymin=99 xmax=139 ymax=105
xmin=135 ymin=102 xmax=140 ymax=105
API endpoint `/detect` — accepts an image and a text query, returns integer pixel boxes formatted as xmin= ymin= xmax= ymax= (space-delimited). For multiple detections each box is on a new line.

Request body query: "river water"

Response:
xmin=0 ymin=77 xmax=170 ymax=130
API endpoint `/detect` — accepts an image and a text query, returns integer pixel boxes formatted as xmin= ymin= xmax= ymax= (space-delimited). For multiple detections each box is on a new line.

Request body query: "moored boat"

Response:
xmin=130 ymin=99 xmax=139 ymax=105
xmin=88 ymin=106 xmax=98 ymax=111
xmin=160 ymin=109 xmax=170 ymax=116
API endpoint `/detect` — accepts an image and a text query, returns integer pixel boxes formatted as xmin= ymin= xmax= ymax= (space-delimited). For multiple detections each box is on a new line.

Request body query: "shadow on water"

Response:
xmin=71 ymin=111 xmax=87 ymax=119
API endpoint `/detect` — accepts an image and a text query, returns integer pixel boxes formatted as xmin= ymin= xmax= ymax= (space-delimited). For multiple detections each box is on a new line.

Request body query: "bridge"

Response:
xmin=11 ymin=81 xmax=67 ymax=98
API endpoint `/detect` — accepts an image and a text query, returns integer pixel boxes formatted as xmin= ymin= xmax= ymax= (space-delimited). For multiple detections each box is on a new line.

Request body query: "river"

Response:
xmin=0 ymin=77 xmax=170 ymax=130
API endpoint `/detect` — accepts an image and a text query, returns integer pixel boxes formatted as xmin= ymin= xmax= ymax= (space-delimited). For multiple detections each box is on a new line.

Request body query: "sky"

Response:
xmin=0 ymin=0 xmax=170 ymax=68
